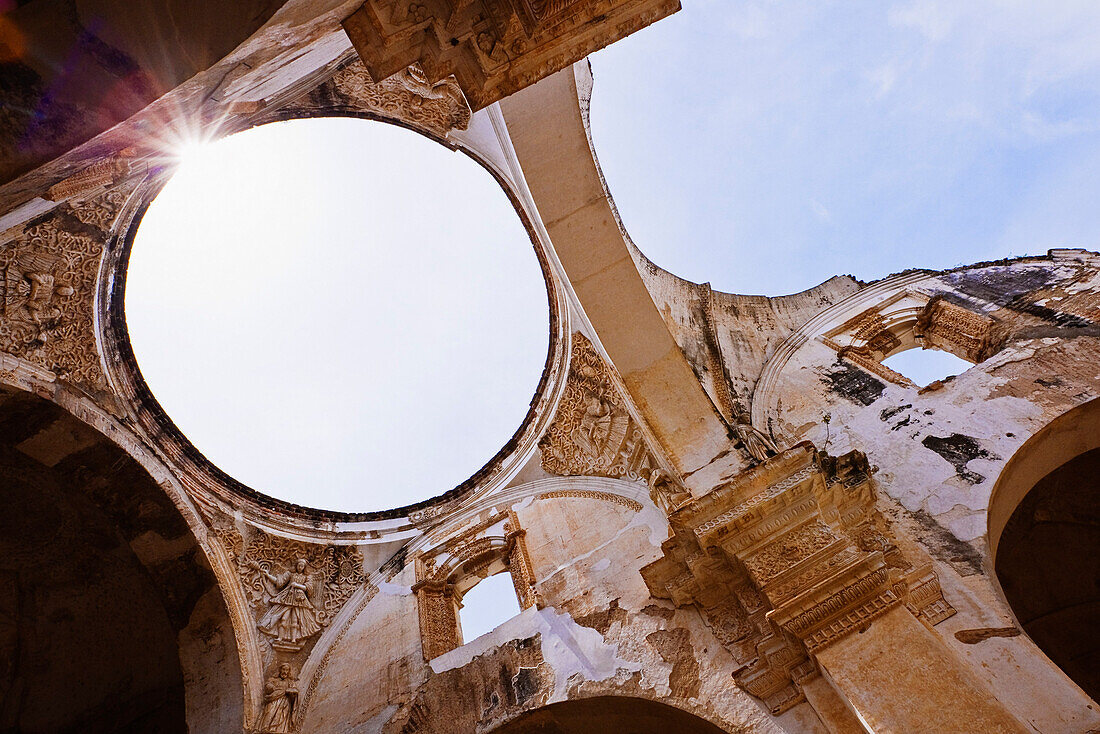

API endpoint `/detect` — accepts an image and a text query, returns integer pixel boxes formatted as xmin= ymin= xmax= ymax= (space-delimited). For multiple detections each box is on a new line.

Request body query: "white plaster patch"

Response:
xmin=591 ymin=558 xmax=611 ymax=572
xmin=377 ymin=579 xmax=412 ymax=596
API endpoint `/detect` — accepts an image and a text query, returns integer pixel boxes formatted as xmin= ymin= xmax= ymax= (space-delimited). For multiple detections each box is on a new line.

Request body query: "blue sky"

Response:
xmin=590 ymin=0 xmax=1100 ymax=295
xmin=128 ymin=2 xmax=1100 ymax=512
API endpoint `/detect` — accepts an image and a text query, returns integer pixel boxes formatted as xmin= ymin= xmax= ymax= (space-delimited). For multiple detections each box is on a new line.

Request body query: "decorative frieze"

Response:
xmin=331 ymin=61 xmax=471 ymax=136
xmin=641 ymin=444 xmax=954 ymax=715
xmin=343 ymin=0 xmax=679 ymax=110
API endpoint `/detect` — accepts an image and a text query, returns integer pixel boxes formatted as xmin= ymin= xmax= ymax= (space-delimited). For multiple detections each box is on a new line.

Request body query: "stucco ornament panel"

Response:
xmin=540 ymin=333 xmax=657 ymax=481
xmin=201 ymin=508 xmax=374 ymax=733
xmin=343 ymin=0 xmax=679 ymax=110
xmin=332 ymin=60 xmax=472 ymax=136
xmin=0 ymin=206 xmax=113 ymax=387
xmin=241 ymin=533 xmax=367 ymax=650
xmin=642 ymin=444 xmax=954 ymax=716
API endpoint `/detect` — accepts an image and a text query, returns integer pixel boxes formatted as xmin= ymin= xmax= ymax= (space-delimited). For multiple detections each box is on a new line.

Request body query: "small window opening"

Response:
xmin=882 ymin=348 xmax=971 ymax=387
xmin=459 ymin=572 xmax=522 ymax=643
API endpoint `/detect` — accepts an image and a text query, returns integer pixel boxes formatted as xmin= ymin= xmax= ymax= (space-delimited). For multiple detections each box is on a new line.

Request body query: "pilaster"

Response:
xmin=642 ymin=444 xmax=1025 ymax=732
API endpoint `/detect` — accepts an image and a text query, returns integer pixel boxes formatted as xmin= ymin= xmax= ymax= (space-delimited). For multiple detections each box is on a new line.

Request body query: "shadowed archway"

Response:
xmin=990 ymin=396 xmax=1100 ymax=703
xmin=995 ymin=447 xmax=1100 ymax=702
xmin=0 ymin=384 xmax=242 ymax=733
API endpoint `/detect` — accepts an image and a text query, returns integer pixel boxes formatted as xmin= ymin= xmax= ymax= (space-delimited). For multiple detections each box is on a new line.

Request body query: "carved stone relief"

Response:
xmin=540 ymin=333 xmax=657 ymax=482
xmin=258 ymin=662 xmax=300 ymax=734
xmin=641 ymin=444 xmax=955 ymax=716
xmin=0 ymin=211 xmax=108 ymax=386
xmin=733 ymin=418 xmax=779 ymax=464
xmin=240 ymin=533 xmax=367 ymax=653
xmin=331 ymin=60 xmax=471 ymax=136
xmin=201 ymin=510 xmax=371 ymax=732
xmin=343 ymin=0 xmax=678 ymax=110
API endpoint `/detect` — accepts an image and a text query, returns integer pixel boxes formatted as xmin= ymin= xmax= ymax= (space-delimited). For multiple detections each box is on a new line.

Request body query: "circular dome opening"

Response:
xmin=126 ymin=118 xmax=549 ymax=513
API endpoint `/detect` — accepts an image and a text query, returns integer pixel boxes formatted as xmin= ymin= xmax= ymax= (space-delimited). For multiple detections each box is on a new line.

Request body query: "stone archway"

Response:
xmin=995 ymin=448 xmax=1100 ymax=701
xmin=488 ymin=697 xmax=730 ymax=734
xmin=989 ymin=396 xmax=1100 ymax=703
xmin=0 ymin=384 xmax=242 ymax=733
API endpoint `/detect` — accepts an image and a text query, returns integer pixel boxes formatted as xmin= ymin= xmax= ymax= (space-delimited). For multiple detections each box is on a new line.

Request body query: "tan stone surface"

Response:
xmin=817 ymin=606 xmax=1027 ymax=733
xmin=1 ymin=1 xmax=1099 ymax=729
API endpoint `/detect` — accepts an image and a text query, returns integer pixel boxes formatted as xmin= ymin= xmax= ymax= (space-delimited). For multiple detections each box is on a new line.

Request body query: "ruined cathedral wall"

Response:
xmin=301 ymin=488 xmax=830 ymax=734
xmin=632 ymin=249 xmax=863 ymax=420
xmin=751 ymin=249 xmax=1100 ymax=732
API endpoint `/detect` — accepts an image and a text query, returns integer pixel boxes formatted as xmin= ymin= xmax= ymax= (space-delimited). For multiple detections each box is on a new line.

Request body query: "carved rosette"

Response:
xmin=331 ymin=60 xmax=471 ymax=136
xmin=641 ymin=444 xmax=955 ymax=716
xmin=539 ymin=333 xmax=656 ymax=481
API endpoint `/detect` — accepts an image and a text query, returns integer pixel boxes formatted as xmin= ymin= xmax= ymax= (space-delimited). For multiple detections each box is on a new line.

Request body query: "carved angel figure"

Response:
xmin=258 ymin=663 xmax=298 ymax=733
xmin=572 ymin=394 xmax=629 ymax=461
xmin=733 ymin=418 xmax=779 ymax=463
xmin=253 ymin=558 xmax=323 ymax=649
xmin=2 ymin=250 xmax=74 ymax=345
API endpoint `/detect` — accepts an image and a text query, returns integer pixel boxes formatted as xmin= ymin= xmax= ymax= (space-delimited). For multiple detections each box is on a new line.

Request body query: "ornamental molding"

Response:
xmin=331 ymin=60 xmax=471 ymax=136
xmin=343 ymin=0 xmax=678 ymax=110
xmin=641 ymin=444 xmax=955 ymax=716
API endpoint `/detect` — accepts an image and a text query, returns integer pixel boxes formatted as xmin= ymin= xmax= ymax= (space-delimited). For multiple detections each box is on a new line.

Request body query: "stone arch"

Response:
xmin=486 ymin=696 xmax=732 ymax=733
xmin=0 ymin=379 xmax=244 ymax=732
xmin=988 ymin=397 xmax=1100 ymax=702
xmin=499 ymin=63 xmax=731 ymax=478
xmin=413 ymin=532 xmax=537 ymax=660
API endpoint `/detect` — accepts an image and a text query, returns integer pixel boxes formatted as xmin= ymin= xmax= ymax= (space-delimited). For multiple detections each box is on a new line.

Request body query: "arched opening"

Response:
xmin=0 ymin=385 xmax=242 ymax=733
xmin=458 ymin=571 xmax=522 ymax=643
xmin=990 ymin=397 xmax=1100 ymax=702
xmin=881 ymin=347 xmax=972 ymax=386
xmin=489 ymin=697 xmax=729 ymax=733
xmin=995 ymin=448 xmax=1100 ymax=701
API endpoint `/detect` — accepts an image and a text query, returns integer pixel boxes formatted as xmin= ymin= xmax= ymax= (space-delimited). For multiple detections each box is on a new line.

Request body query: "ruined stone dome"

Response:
xmin=126 ymin=118 xmax=552 ymax=514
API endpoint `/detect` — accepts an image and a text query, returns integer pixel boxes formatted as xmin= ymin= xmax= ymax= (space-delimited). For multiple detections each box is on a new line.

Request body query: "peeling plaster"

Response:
xmin=430 ymin=606 xmax=641 ymax=700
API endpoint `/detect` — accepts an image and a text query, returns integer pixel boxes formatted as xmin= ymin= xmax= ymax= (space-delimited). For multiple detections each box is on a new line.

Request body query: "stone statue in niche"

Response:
xmin=733 ymin=416 xmax=779 ymax=463
xmin=647 ymin=469 xmax=692 ymax=515
xmin=250 ymin=557 xmax=323 ymax=651
xmin=258 ymin=662 xmax=298 ymax=733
